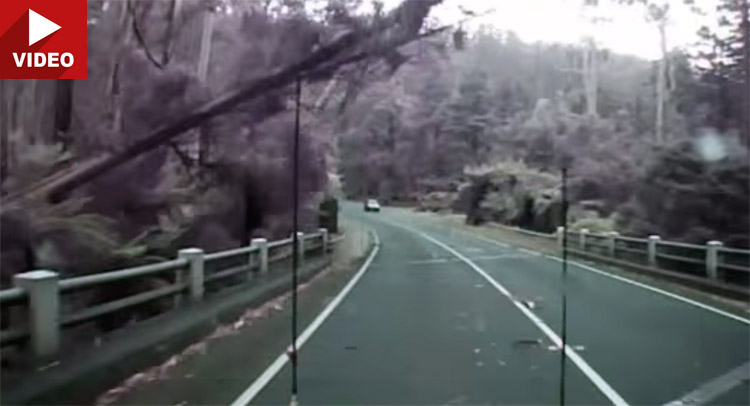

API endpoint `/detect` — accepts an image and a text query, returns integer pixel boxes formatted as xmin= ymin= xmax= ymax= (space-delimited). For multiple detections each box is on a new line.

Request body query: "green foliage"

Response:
xmin=620 ymin=139 xmax=749 ymax=247
xmin=461 ymin=160 xmax=561 ymax=231
xmin=318 ymin=196 xmax=339 ymax=234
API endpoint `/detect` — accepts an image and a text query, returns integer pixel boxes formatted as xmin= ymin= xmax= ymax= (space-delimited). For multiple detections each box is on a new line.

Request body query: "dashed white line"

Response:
xmin=384 ymin=220 xmax=629 ymax=406
xmin=663 ymin=361 xmax=750 ymax=406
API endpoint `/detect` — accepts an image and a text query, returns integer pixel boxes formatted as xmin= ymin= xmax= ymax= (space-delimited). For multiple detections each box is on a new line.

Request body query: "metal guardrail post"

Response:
xmin=252 ymin=238 xmax=269 ymax=275
xmin=179 ymin=248 xmax=204 ymax=302
xmin=557 ymin=226 xmax=565 ymax=252
xmin=319 ymin=228 xmax=329 ymax=254
xmin=607 ymin=232 xmax=619 ymax=257
xmin=648 ymin=235 xmax=661 ymax=267
xmin=580 ymin=229 xmax=589 ymax=250
xmin=14 ymin=270 xmax=60 ymax=358
xmin=706 ymin=240 xmax=723 ymax=280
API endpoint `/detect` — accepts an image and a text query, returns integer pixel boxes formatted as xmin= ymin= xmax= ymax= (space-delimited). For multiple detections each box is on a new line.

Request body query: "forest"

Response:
xmin=0 ymin=0 xmax=446 ymax=288
xmin=338 ymin=0 xmax=750 ymax=248
xmin=0 ymin=0 xmax=748 ymax=298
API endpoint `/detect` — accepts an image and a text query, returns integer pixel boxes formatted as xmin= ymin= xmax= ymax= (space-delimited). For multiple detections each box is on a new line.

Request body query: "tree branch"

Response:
xmin=127 ymin=0 xmax=165 ymax=70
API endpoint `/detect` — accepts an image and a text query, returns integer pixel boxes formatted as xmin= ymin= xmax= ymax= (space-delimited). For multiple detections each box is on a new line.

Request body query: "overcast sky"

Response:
xmin=389 ymin=0 xmax=719 ymax=60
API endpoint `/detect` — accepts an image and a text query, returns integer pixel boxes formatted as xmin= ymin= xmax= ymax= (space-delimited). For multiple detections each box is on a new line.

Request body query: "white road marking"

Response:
xmin=467 ymin=254 xmax=530 ymax=261
xmin=385 ymin=220 xmax=629 ymax=406
xmin=663 ymin=361 xmax=750 ymax=406
xmin=229 ymin=231 xmax=381 ymax=406
xmin=443 ymin=225 xmax=750 ymax=326
xmin=518 ymin=247 xmax=541 ymax=256
xmin=408 ymin=254 xmax=529 ymax=264
xmin=407 ymin=258 xmax=451 ymax=264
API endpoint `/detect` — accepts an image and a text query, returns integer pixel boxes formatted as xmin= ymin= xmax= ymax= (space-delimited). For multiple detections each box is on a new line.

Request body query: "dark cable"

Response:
xmin=290 ymin=75 xmax=302 ymax=406
xmin=559 ymin=166 xmax=569 ymax=406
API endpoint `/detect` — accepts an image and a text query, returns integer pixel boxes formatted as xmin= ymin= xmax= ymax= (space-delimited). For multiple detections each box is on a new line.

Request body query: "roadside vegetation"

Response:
xmin=338 ymin=0 xmax=750 ymax=249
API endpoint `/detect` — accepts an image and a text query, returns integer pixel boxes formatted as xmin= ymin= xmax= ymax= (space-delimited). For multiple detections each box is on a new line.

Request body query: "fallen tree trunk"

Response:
xmin=6 ymin=0 xmax=443 ymax=204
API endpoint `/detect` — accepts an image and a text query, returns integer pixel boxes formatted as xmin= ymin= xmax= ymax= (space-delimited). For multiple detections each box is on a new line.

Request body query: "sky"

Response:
xmin=387 ymin=0 xmax=719 ymax=60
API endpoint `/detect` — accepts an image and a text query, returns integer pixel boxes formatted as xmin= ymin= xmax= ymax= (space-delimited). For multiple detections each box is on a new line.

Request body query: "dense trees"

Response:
xmin=695 ymin=0 xmax=750 ymax=144
xmin=0 ymin=0 xmax=445 ymax=286
xmin=338 ymin=2 xmax=749 ymax=247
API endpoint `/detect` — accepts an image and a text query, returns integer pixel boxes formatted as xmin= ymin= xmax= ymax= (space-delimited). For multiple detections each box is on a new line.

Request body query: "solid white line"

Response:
xmin=445 ymin=226 xmax=750 ymax=326
xmin=663 ymin=361 xmax=750 ymax=406
xmin=384 ymin=220 xmax=628 ymax=406
xmin=229 ymin=231 xmax=381 ymax=406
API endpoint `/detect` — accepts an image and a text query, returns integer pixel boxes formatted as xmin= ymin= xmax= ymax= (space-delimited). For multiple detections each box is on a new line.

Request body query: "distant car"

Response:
xmin=364 ymin=199 xmax=381 ymax=212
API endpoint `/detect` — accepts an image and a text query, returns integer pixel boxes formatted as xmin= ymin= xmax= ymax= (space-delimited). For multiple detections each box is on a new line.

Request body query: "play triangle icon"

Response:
xmin=28 ymin=9 xmax=61 ymax=47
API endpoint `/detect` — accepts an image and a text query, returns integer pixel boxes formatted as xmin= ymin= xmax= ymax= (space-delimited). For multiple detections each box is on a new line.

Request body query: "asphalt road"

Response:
xmin=110 ymin=204 xmax=750 ymax=405
xmin=250 ymin=205 xmax=749 ymax=405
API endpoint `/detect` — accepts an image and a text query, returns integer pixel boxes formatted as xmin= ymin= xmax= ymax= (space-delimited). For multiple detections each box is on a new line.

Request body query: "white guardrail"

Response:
xmin=547 ymin=227 xmax=749 ymax=287
xmin=1 ymin=229 xmax=342 ymax=358
xmin=492 ymin=223 xmax=749 ymax=288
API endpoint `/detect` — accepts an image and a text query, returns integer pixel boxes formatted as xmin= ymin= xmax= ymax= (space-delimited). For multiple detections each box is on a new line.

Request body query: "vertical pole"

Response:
xmin=290 ymin=75 xmax=302 ymax=405
xmin=294 ymin=232 xmax=305 ymax=265
xmin=706 ymin=241 xmax=723 ymax=280
xmin=559 ymin=166 xmax=569 ymax=406
xmin=647 ymin=235 xmax=661 ymax=267
xmin=319 ymin=228 xmax=329 ymax=254
xmin=179 ymin=248 xmax=204 ymax=302
xmin=580 ymin=228 xmax=589 ymax=251
xmin=557 ymin=226 xmax=565 ymax=253
xmin=14 ymin=270 xmax=60 ymax=358
xmin=252 ymin=238 xmax=268 ymax=275
xmin=607 ymin=232 xmax=619 ymax=257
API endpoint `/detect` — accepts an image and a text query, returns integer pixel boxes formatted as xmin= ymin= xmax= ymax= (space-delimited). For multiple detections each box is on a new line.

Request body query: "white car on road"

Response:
xmin=364 ymin=199 xmax=381 ymax=212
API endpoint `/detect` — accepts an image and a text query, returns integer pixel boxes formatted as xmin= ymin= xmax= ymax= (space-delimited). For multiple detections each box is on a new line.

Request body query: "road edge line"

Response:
xmin=229 ymin=230 xmax=381 ymax=406
xmin=385 ymin=220 xmax=629 ymax=406
xmin=442 ymin=224 xmax=750 ymax=326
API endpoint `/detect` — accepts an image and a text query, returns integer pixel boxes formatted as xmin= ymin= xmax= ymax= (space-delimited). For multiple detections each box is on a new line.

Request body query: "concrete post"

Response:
xmin=607 ymin=232 xmax=619 ymax=257
xmin=251 ymin=238 xmax=269 ymax=275
xmin=14 ymin=270 xmax=60 ymax=358
xmin=647 ymin=235 xmax=661 ymax=267
xmin=557 ymin=227 xmax=565 ymax=252
xmin=580 ymin=229 xmax=589 ymax=250
xmin=318 ymin=228 xmax=329 ymax=254
xmin=294 ymin=232 xmax=305 ymax=265
xmin=179 ymin=248 xmax=204 ymax=302
xmin=706 ymin=241 xmax=723 ymax=280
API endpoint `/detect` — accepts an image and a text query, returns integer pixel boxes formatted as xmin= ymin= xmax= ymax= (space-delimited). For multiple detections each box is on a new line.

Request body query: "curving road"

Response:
xmin=247 ymin=204 xmax=749 ymax=405
xmin=112 ymin=203 xmax=750 ymax=405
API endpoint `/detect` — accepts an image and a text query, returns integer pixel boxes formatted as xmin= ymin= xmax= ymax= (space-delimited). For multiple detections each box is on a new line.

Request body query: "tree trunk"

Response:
xmin=655 ymin=21 xmax=668 ymax=145
xmin=109 ymin=1 xmax=133 ymax=135
xmin=195 ymin=9 xmax=214 ymax=166
xmin=54 ymin=80 xmax=74 ymax=149
xmin=582 ymin=40 xmax=598 ymax=117
xmin=197 ymin=10 xmax=213 ymax=82
xmin=161 ymin=0 xmax=181 ymax=66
